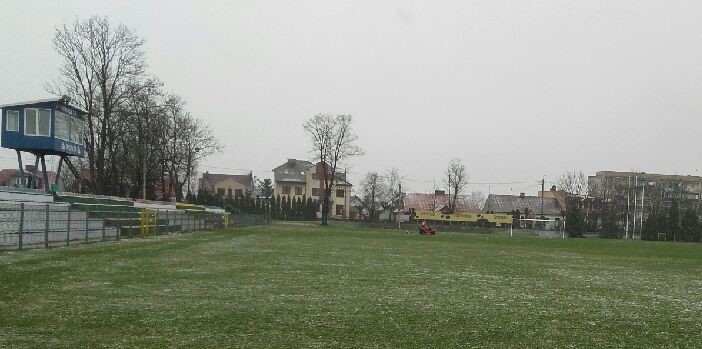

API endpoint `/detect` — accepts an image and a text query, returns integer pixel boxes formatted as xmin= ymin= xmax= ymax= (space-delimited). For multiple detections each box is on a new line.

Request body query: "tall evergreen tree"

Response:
xmin=232 ymin=194 xmax=240 ymax=212
xmin=299 ymin=195 xmax=307 ymax=220
xmin=565 ymin=201 xmax=585 ymax=238
xmin=292 ymin=197 xmax=297 ymax=219
xmin=298 ymin=196 xmax=304 ymax=219
xmin=305 ymin=197 xmax=315 ymax=220
xmin=668 ymin=200 xmax=680 ymax=241
xmin=297 ymin=196 xmax=304 ymax=220
xmin=258 ymin=178 xmax=275 ymax=198
xmin=642 ymin=210 xmax=662 ymax=241
xmin=273 ymin=195 xmax=281 ymax=219
xmin=261 ymin=197 xmax=269 ymax=216
xmin=600 ymin=204 xmax=620 ymax=239
xmin=281 ymin=195 xmax=289 ymax=219
xmin=255 ymin=197 xmax=262 ymax=214
xmin=680 ymin=209 xmax=700 ymax=242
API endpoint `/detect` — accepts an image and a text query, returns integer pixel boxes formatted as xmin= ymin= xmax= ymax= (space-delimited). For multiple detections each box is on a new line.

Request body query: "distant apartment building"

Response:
xmin=272 ymin=158 xmax=352 ymax=219
xmin=588 ymin=171 xmax=702 ymax=215
xmin=198 ymin=171 xmax=253 ymax=197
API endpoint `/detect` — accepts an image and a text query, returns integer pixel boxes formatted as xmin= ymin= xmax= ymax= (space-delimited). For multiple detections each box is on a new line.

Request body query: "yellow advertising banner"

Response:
xmin=414 ymin=211 xmax=512 ymax=225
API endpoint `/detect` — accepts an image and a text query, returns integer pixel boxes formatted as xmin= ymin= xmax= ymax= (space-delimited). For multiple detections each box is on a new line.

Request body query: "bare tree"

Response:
xmin=470 ymin=191 xmax=487 ymax=210
xmin=180 ymin=116 xmax=222 ymax=199
xmin=118 ymin=78 xmax=164 ymax=199
xmin=558 ymin=171 xmax=588 ymax=197
xmin=444 ymin=158 xmax=469 ymax=212
xmin=50 ymin=16 xmax=146 ymax=194
xmin=303 ymin=114 xmax=362 ymax=225
xmin=383 ymin=167 xmax=404 ymax=213
xmin=360 ymin=171 xmax=385 ymax=222
xmin=48 ymin=16 xmax=221 ymax=201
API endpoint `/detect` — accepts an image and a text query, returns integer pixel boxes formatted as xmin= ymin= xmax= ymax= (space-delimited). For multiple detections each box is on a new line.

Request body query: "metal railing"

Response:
xmin=229 ymin=212 xmax=270 ymax=227
xmin=0 ymin=203 xmax=269 ymax=251
xmin=0 ymin=202 xmax=111 ymax=250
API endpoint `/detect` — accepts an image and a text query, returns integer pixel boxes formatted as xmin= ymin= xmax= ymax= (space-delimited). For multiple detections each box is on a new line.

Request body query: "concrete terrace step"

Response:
xmin=56 ymin=193 xmax=135 ymax=207
xmin=69 ymin=203 xmax=141 ymax=212
xmin=119 ymin=224 xmax=182 ymax=236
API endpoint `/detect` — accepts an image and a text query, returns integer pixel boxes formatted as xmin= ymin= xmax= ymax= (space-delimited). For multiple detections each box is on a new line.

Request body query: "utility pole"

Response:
xmin=633 ymin=176 xmax=638 ymax=239
xmin=540 ymin=176 xmax=545 ymax=218
xmin=539 ymin=176 xmax=546 ymax=229
xmin=397 ymin=182 xmax=402 ymax=229
xmin=432 ymin=180 xmax=436 ymax=210
xmin=641 ymin=179 xmax=645 ymax=235
xmin=626 ymin=176 xmax=630 ymax=239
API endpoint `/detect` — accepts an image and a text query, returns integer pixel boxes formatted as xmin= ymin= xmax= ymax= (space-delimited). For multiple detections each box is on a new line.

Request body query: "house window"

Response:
xmin=282 ymin=186 xmax=290 ymax=194
xmin=295 ymin=187 xmax=303 ymax=195
xmin=217 ymin=188 xmax=225 ymax=196
xmin=227 ymin=188 xmax=233 ymax=197
xmin=336 ymin=204 xmax=344 ymax=216
xmin=312 ymin=173 xmax=320 ymax=180
xmin=312 ymin=188 xmax=320 ymax=197
xmin=6 ymin=110 xmax=19 ymax=131
xmin=336 ymin=189 xmax=345 ymax=198
xmin=235 ymin=189 xmax=243 ymax=197
xmin=24 ymin=108 xmax=51 ymax=136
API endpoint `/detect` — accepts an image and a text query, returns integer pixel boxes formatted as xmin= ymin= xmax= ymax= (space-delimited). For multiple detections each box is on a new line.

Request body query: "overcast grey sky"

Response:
xmin=1 ymin=0 xmax=701 ymax=196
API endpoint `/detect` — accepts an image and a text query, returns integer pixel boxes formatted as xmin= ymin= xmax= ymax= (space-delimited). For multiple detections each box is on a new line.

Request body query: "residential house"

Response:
xmin=402 ymin=190 xmax=482 ymax=213
xmin=0 ymin=165 xmax=56 ymax=191
xmin=198 ymin=171 xmax=253 ymax=198
xmin=272 ymin=158 xmax=352 ymax=219
xmin=349 ymin=195 xmax=363 ymax=220
xmin=272 ymin=159 xmax=313 ymax=200
xmin=538 ymin=185 xmax=600 ymax=230
xmin=483 ymin=192 xmax=562 ymax=229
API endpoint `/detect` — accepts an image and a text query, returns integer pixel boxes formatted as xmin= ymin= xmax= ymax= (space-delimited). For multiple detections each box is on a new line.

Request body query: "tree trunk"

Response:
xmin=321 ymin=188 xmax=331 ymax=225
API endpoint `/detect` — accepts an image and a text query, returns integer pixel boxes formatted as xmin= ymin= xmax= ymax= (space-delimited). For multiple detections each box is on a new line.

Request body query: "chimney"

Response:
xmin=435 ymin=190 xmax=446 ymax=195
xmin=519 ymin=192 xmax=525 ymax=199
xmin=286 ymin=158 xmax=296 ymax=167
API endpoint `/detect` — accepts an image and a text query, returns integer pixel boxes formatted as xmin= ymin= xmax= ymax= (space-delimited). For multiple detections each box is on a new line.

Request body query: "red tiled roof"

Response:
xmin=483 ymin=194 xmax=562 ymax=216
xmin=200 ymin=172 xmax=252 ymax=191
xmin=402 ymin=192 xmax=482 ymax=213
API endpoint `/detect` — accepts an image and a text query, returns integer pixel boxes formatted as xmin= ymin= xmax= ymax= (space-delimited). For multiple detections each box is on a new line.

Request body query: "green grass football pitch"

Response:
xmin=1 ymin=223 xmax=702 ymax=348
